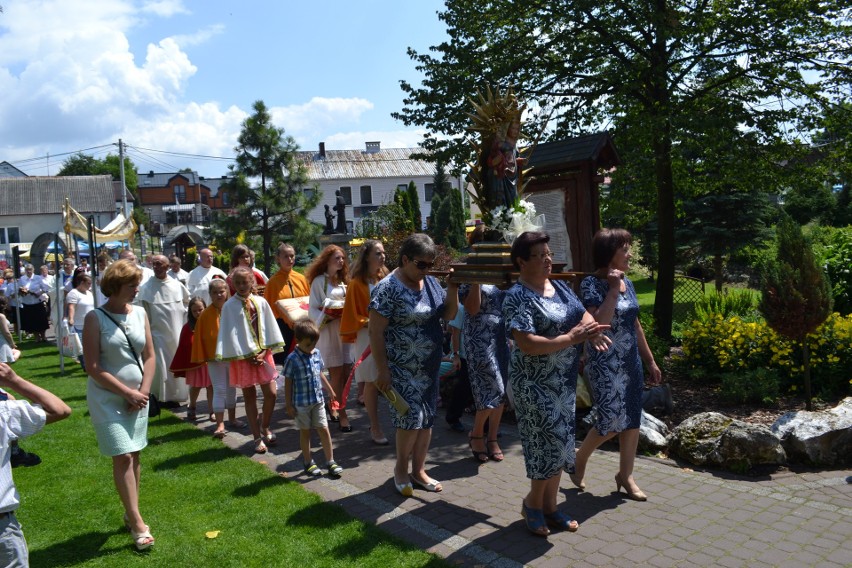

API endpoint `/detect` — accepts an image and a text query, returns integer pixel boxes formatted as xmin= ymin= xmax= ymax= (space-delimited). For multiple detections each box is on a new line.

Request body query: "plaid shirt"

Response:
xmin=283 ymin=348 xmax=325 ymax=407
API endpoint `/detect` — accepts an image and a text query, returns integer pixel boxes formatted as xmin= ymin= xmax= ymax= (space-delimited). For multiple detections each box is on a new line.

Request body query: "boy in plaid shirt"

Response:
xmin=283 ymin=319 xmax=343 ymax=476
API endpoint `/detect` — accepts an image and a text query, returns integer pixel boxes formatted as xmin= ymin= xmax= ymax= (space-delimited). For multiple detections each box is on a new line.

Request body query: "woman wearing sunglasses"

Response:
xmin=369 ymin=233 xmax=458 ymax=496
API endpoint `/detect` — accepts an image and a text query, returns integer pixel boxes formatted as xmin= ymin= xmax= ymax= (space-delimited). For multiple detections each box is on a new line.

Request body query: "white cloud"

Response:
xmin=141 ymin=0 xmax=189 ymax=17
xmin=171 ymin=24 xmax=225 ymax=48
xmin=270 ymin=97 xmax=374 ymax=138
xmin=320 ymin=129 xmax=427 ymax=151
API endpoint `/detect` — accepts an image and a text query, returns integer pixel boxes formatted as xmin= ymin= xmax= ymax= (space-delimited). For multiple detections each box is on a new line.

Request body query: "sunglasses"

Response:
xmin=411 ymin=259 xmax=435 ymax=270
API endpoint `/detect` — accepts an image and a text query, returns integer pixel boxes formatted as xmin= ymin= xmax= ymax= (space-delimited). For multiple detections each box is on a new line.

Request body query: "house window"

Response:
xmin=174 ymin=184 xmax=186 ymax=202
xmin=360 ymin=185 xmax=372 ymax=204
xmin=303 ymin=187 xmax=315 ymax=200
xmin=0 ymin=227 xmax=20 ymax=245
xmin=222 ymin=192 xmax=230 ymax=206
xmin=201 ymin=194 xmax=208 ymax=204
xmin=424 ymin=183 xmax=434 ymax=202
xmin=354 ymin=206 xmax=379 ymax=217
xmin=339 ymin=186 xmax=352 ymax=205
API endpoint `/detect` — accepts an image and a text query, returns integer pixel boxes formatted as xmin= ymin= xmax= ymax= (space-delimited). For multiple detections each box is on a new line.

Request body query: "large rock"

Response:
xmin=771 ymin=397 xmax=852 ymax=466
xmin=639 ymin=411 xmax=669 ymax=453
xmin=669 ymin=412 xmax=786 ymax=472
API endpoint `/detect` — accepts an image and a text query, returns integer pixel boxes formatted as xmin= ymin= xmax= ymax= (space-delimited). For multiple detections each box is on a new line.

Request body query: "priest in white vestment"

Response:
xmin=186 ymin=248 xmax=227 ymax=305
xmin=138 ymin=254 xmax=190 ymax=405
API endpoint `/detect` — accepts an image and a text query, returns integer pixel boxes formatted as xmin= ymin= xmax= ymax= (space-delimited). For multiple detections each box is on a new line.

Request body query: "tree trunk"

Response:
xmin=802 ymin=341 xmax=813 ymax=411
xmin=714 ymin=253 xmax=724 ymax=293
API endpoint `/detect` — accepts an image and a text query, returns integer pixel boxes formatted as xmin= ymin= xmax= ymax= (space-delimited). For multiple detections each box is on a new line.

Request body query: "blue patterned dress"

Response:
xmin=580 ymin=276 xmax=644 ymax=435
xmin=460 ymin=284 xmax=509 ymax=410
xmin=503 ymin=280 xmax=585 ymax=480
xmin=369 ymin=273 xmax=446 ymax=430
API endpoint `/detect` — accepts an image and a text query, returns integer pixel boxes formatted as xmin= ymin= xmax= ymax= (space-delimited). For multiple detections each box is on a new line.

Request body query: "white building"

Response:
xmin=0 ymin=175 xmax=117 ymax=266
xmin=298 ymin=141 xmax=464 ymax=232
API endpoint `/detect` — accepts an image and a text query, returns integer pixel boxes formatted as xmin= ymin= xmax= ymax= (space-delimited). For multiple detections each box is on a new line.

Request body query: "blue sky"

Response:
xmin=0 ymin=0 xmax=448 ymax=177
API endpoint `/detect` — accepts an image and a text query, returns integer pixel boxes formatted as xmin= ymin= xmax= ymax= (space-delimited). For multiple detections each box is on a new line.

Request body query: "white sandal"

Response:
xmin=132 ymin=528 xmax=155 ymax=551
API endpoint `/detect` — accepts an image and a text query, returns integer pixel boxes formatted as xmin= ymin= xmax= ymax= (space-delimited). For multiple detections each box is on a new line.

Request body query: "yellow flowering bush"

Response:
xmin=680 ymin=312 xmax=852 ymax=397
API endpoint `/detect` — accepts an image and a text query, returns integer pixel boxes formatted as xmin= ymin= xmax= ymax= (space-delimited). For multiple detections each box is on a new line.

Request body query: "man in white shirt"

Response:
xmin=138 ymin=255 xmax=190 ymax=407
xmin=186 ymin=248 xmax=226 ymax=305
xmin=17 ymin=265 xmax=50 ymax=342
xmin=167 ymin=255 xmax=189 ymax=288
xmin=0 ymin=363 xmax=72 ymax=567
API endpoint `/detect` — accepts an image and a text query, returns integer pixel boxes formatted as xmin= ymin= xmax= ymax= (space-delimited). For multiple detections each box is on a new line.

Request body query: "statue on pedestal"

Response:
xmin=334 ymin=189 xmax=347 ymax=234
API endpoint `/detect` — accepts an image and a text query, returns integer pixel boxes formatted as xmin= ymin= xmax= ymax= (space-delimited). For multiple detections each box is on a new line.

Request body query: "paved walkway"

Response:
xmin=177 ymin=391 xmax=852 ymax=568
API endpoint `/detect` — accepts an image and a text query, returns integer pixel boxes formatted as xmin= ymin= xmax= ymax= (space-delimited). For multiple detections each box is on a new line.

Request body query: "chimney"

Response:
xmin=319 ymin=142 xmax=326 ymax=159
xmin=365 ymin=141 xmax=381 ymax=154
xmin=148 ymin=170 xmax=154 ymax=177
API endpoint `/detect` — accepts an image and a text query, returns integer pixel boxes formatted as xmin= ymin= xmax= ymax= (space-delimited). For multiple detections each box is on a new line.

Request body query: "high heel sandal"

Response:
xmin=468 ymin=435 xmax=489 ymax=463
xmin=131 ymin=528 xmax=155 ymax=551
xmin=615 ymin=473 xmax=647 ymax=501
xmin=486 ymin=439 xmax=504 ymax=462
xmin=568 ymin=470 xmax=586 ymax=490
xmin=544 ymin=510 xmax=579 ymax=532
xmin=520 ymin=500 xmax=550 ymax=537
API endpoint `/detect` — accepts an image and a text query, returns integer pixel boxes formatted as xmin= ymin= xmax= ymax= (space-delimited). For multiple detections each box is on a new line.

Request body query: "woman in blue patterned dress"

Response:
xmin=573 ymin=228 xmax=661 ymax=501
xmin=369 ymin=234 xmax=458 ymax=497
xmin=503 ymin=232 xmax=610 ymax=537
xmin=461 ymin=283 xmax=509 ymax=463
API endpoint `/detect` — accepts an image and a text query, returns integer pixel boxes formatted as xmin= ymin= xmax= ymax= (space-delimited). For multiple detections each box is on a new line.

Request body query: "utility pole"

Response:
xmin=118 ymin=139 xmax=128 ymax=217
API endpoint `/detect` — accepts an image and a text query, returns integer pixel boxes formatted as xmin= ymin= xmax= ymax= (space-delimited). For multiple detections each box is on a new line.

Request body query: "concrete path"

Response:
xmin=177 ymin=390 xmax=852 ymax=568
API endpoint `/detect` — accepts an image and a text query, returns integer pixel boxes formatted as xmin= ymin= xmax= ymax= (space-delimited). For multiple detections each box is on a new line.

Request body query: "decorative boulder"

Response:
xmin=669 ymin=412 xmax=786 ymax=472
xmin=639 ymin=411 xmax=669 ymax=453
xmin=771 ymin=397 xmax=852 ymax=467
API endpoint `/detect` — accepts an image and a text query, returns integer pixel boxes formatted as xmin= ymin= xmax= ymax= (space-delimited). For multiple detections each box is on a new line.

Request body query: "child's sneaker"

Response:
xmin=304 ymin=460 xmax=323 ymax=477
xmin=326 ymin=460 xmax=343 ymax=476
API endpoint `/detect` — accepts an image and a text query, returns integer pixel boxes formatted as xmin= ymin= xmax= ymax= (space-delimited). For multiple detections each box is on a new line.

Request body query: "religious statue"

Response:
xmin=334 ymin=189 xmax=347 ymax=234
xmin=323 ymin=204 xmax=335 ymax=234
xmin=467 ymin=87 xmax=529 ymax=233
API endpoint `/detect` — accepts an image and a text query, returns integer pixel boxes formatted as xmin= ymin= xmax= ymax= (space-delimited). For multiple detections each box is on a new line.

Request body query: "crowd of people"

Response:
xmin=0 ymin=226 xmax=665 ymax=562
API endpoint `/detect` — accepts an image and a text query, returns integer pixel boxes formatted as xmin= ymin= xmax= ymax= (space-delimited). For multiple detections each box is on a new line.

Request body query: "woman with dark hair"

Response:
xmin=340 ymin=239 xmax=389 ymax=445
xmin=369 ymin=233 xmax=458 ymax=496
xmin=83 ymin=259 xmax=155 ymax=550
xmin=227 ymin=244 xmax=267 ymax=296
xmin=306 ymin=245 xmax=352 ymax=429
xmin=573 ymin=228 xmax=661 ymax=501
xmin=503 ymin=231 xmax=610 ymax=537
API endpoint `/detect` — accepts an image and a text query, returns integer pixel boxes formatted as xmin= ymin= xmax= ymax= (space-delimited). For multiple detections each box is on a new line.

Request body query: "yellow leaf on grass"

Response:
xmin=205 ymin=531 xmax=221 ymax=539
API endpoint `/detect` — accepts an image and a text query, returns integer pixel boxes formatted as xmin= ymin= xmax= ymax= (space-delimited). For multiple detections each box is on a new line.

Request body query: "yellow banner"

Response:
xmin=63 ymin=198 xmax=138 ymax=243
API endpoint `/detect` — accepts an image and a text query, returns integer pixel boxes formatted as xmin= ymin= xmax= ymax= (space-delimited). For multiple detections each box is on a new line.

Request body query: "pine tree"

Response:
xmin=759 ymin=214 xmax=832 ymax=409
xmin=392 ymin=186 xmax=415 ymax=232
xmin=407 ymin=181 xmax=422 ymax=230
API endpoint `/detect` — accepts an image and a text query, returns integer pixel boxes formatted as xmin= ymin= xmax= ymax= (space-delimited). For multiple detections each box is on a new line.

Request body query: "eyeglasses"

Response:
xmin=412 ymin=259 xmax=434 ymax=270
xmin=529 ymin=251 xmax=554 ymax=260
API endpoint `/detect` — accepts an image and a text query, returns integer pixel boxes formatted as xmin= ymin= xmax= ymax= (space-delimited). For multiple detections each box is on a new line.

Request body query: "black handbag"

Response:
xmin=97 ymin=308 xmax=160 ymax=417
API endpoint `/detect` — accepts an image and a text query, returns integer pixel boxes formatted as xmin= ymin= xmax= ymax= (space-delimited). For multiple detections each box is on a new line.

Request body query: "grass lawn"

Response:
xmin=10 ymin=340 xmax=447 ymax=567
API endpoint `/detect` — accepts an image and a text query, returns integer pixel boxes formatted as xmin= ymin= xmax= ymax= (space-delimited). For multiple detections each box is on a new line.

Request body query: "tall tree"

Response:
xmin=406 ymin=180 xmax=422 ymax=230
xmin=394 ymin=0 xmax=850 ymax=338
xmin=58 ymin=152 xmax=141 ymax=224
xmin=392 ymin=185 xmax=416 ymax=232
xmin=759 ymin=214 xmax=832 ymax=410
xmin=206 ymin=100 xmax=320 ymax=275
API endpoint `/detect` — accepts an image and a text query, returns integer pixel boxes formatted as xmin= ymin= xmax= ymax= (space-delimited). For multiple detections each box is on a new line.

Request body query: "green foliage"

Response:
xmin=206 ymin=100 xmax=321 ymax=275
xmin=694 ymin=289 xmax=760 ymax=323
xmin=392 ymin=186 xmax=416 ymax=233
xmin=679 ymin=313 xmax=852 ymax=398
xmin=760 ymin=215 xmax=832 ymax=341
xmin=58 ymin=152 xmax=139 ymax=196
xmin=429 ymin=160 xmax=466 ymax=249
xmin=783 ymin=183 xmax=837 ymax=225
xmin=811 ymin=225 xmax=852 ymax=316
xmin=637 ymin=311 xmax=672 ymax=372
xmin=406 ymin=180 xmax=422 ymax=230
xmin=355 ymin=200 xmax=412 ymax=238
xmin=719 ymin=368 xmax=781 ymax=406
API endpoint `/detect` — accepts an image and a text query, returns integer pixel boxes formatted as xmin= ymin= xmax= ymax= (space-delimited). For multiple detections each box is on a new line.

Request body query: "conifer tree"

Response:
xmin=759 ymin=214 xmax=832 ymax=409
xmin=407 ymin=180 xmax=422 ymax=230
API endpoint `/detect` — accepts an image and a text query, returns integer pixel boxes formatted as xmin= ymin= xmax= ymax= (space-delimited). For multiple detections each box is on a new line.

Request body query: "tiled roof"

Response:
xmin=297 ymin=147 xmax=436 ymax=180
xmin=112 ymin=180 xmax=136 ymax=203
xmin=0 ymin=175 xmax=115 ymax=215
xmin=137 ymin=171 xmax=199 ymax=187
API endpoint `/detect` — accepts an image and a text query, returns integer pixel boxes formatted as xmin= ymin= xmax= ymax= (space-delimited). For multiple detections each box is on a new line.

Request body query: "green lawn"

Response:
xmin=11 ymin=340 xmax=447 ymax=567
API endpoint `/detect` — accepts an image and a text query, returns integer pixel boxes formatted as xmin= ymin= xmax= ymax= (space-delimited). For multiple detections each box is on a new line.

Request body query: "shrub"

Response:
xmin=693 ymin=289 xmax=759 ymax=322
xmin=812 ymin=225 xmax=852 ymax=316
xmin=638 ymin=311 xmax=672 ymax=370
xmin=719 ymin=368 xmax=780 ymax=406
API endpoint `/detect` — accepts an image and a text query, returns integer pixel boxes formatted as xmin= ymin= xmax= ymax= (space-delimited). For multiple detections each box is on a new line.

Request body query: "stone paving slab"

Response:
xmin=176 ymin=389 xmax=852 ymax=568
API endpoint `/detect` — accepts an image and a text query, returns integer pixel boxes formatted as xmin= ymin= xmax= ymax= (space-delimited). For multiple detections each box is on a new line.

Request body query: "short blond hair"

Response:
xmin=100 ymin=259 xmax=142 ymax=298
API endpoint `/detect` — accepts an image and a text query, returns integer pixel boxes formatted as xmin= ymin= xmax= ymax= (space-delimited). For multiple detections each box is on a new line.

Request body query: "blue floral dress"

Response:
xmin=580 ymin=276 xmax=644 ymax=435
xmin=460 ymin=284 xmax=509 ymax=409
xmin=369 ymin=273 xmax=446 ymax=430
xmin=503 ymin=280 xmax=585 ymax=480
